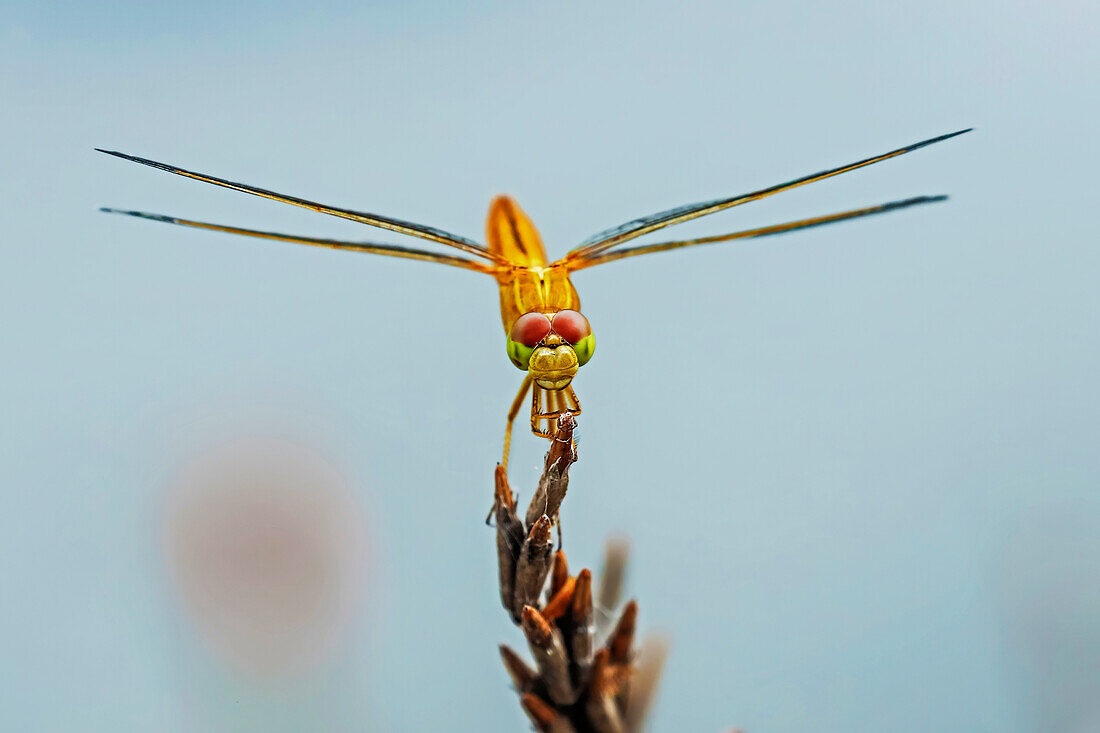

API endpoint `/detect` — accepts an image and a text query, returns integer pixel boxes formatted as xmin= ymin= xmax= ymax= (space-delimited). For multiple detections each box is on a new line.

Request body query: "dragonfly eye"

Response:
xmin=511 ymin=312 xmax=553 ymax=346
xmin=551 ymin=310 xmax=594 ymax=366
xmin=506 ymin=312 xmax=552 ymax=370
xmin=551 ymin=310 xmax=590 ymax=343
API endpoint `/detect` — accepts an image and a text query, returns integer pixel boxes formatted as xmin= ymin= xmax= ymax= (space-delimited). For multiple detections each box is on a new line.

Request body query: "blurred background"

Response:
xmin=2 ymin=1 xmax=1098 ymax=730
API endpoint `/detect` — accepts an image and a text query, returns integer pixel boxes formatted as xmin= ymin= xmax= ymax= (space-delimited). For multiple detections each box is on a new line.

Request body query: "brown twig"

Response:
xmin=524 ymin=413 xmax=576 ymax=530
xmin=623 ymin=638 xmax=670 ymax=732
xmin=586 ymin=649 xmax=626 ymax=733
xmin=495 ymin=465 xmax=526 ymax=619
xmin=569 ymin=569 xmax=594 ymax=670
xmin=521 ymin=605 xmax=577 ymax=705
xmin=493 ymin=413 xmax=667 ymax=731
xmin=550 ymin=550 xmax=570 ymax=597
xmin=597 ymin=538 xmax=629 ymax=620
xmin=513 ymin=515 xmax=555 ymax=619
xmin=500 ymin=644 xmax=538 ymax=693
xmin=608 ymin=601 xmax=637 ymax=665
xmin=543 ymin=575 xmax=578 ymax=623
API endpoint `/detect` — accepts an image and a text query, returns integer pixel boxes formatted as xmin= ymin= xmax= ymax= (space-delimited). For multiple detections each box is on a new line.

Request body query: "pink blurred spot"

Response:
xmin=163 ymin=438 xmax=368 ymax=679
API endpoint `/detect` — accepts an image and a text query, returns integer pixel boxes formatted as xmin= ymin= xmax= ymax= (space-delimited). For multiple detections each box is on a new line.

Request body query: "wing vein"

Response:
xmin=96 ymin=149 xmax=502 ymax=263
xmin=563 ymin=128 xmax=971 ymax=263
xmin=99 ymin=207 xmax=493 ymax=272
xmin=571 ymin=195 xmax=949 ymax=269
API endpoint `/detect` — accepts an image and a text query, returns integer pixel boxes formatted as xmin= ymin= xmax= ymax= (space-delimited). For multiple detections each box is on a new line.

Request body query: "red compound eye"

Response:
xmin=510 ymin=312 xmax=552 ymax=347
xmin=551 ymin=310 xmax=591 ymax=344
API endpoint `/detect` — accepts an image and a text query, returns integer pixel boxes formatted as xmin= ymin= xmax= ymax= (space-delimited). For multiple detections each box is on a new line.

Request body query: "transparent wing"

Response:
xmin=100 ymin=208 xmax=493 ymax=272
xmin=96 ymin=149 xmax=502 ymax=263
xmin=562 ymin=128 xmax=971 ymax=263
xmin=569 ymin=195 xmax=947 ymax=270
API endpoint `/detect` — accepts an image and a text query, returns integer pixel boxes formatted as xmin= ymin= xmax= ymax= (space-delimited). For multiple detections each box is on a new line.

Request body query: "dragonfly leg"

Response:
xmin=502 ymin=374 xmax=533 ymax=471
xmin=529 ymin=385 xmax=582 ymax=436
xmin=530 ymin=385 xmax=556 ymax=438
xmin=530 ymin=385 xmax=582 ymax=457
xmin=486 ymin=375 xmax=534 ymax=525
xmin=564 ymin=384 xmax=581 ymax=418
xmin=559 ymin=386 xmax=581 ymax=472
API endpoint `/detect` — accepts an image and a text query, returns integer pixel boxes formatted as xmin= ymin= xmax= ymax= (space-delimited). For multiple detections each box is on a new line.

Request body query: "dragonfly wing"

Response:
xmin=96 ymin=149 xmax=501 ymax=263
xmin=561 ymin=128 xmax=971 ymax=264
xmin=570 ymin=195 xmax=948 ymax=270
xmin=99 ymin=208 xmax=493 ymax=272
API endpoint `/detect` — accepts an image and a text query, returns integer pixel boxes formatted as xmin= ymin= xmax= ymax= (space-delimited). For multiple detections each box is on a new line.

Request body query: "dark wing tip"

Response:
xmin=898 ymin=128 xmax=973 ymax=157
xmin=95 ymin=149 xmax=172 ymax=171
xmin=875 ymin=194 xmax=949 ymax=213
xmin=921 ymin=128 xmax=973 ymax=146
xmin=98 ymin=207 xmax=176 ymax=224
xmin=96 ymin=148 xmax=141 ymax=162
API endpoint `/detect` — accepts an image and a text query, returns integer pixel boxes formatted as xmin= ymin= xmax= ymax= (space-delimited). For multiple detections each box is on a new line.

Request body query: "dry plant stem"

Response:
xmin=522 ymin=605 xmax=577 ymax=706
xmin=513 ymin=515 xmax=554 ymax=618
xmin=551 ymin=720 xmax=581 ymax=733
xmin=586 ymin=649 xmax=626 ymax=733
xmin=543 ymin=575 xmax=578 ymax=623
xmin=522 ymin=693 xmax=568 ymax=732
xmin=569 ymin=568 xmax=594 ymax=669
xmin=623 ymin=638 xmax=670 ymax=732
xmin=524 ymin=413 xmax=576 ymax=529
xmin=550 ymin=550 xmax=570 ymax=597
xmin=608 ymin=601 xmax=637 ymax=664
xmin=607 ymin=601 xmax=638 ymax=711
xmin=494 ymin=465 xmax=526 ymax=617
xmin=499 ymin=644 xmax=538 ymax=693
xmin=597 ymin=539 xmax=629 ymax=616
xmin=494 ymin=413 xmax=666 ymax=732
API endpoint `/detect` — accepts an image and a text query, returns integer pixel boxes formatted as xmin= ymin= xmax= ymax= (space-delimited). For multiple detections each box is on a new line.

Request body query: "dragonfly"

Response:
xmin=98 ymin=128 xmax=970 ymax=471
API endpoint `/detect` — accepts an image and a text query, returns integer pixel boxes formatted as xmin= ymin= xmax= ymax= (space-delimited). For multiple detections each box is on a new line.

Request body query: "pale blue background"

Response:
xmin=2 ymin=1 xmax=1099 ymax=731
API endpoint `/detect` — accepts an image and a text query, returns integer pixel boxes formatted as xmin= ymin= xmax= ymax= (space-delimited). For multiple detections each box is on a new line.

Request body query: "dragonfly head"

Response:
xmin=506 ymin=310 xmax=595 ymax=389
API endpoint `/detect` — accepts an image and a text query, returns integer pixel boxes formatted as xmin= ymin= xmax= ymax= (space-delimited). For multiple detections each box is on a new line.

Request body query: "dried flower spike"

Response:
xmin=493 ymin=415 xmax=673 ymax=731
xmin=586 ymin=648 xmax=626 ymax=733
xmin=495 ymin=467 xmax=526 ymax=616
xmin=521 ymin=605 xmax=576 ymax=706
xmin=525 ymin=413 xmax=577 ymax=529
xmin=597 ymin=538 xmax=630 ymax=617
xmin=550 ymin=550 xmax=570 ymax=597
xmin=542 ymin=575 xmax=577 ymax=623
xmin=569 ymin=568 xmax=594 ymax=667
xmin=624 ymin=636 xmax=670 ymax=732
xmin=608 ymin=600 xmax=638 ymax=665
xmin=521 ymin=692 xmax=559 ymax=732
xmin=499 ymin=644 xmax=537 ymax=693
xmin=513 ymin=514 xmax=554 ymax=617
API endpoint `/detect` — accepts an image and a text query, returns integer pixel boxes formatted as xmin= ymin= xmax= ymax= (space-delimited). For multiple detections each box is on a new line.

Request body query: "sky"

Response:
xmin=2 ymin=1 xmax=1099 ymax=731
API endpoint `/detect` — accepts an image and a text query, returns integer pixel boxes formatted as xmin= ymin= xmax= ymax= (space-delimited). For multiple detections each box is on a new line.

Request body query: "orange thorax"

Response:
xmin=486 ymin=196 xmax=580 ymax=333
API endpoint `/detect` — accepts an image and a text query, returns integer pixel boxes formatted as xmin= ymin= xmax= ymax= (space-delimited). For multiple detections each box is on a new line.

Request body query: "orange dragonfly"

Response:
xmin=99 ymin=128 xmax=969 ymax=470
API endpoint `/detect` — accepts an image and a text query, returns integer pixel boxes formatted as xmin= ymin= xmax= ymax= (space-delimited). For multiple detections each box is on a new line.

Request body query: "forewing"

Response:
xmin=570 ymin=195 xmax=948 ymax=269
xmin=99 ymin=207 xmax=493 ymax=272
xmin=562 ymin=128 xmax=970 ymax=263
xmin=97 ymin=149 xmax=501 ymax=262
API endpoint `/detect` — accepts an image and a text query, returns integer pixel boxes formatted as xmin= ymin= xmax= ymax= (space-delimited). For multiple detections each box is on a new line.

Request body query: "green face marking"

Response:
xmin=571 ymin=333 xmax=595 ymax=366
xmin=506 ymin=338 xmax=536 ymax=370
